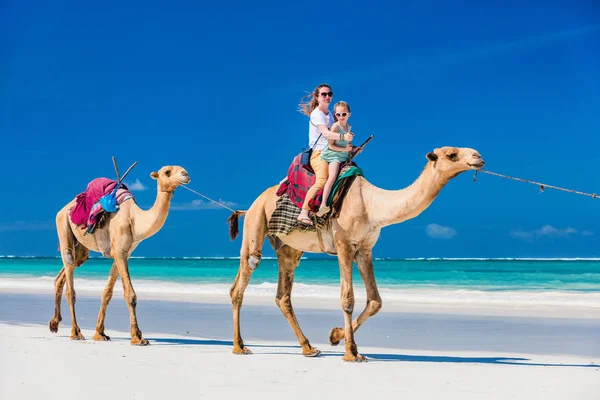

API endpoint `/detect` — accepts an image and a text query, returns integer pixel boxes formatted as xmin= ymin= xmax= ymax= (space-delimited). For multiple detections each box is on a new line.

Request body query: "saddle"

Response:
xmin=69 ymin=178 xmax=134 ymax=234
xmin=269 ymin=154 xmax=363 ymax=237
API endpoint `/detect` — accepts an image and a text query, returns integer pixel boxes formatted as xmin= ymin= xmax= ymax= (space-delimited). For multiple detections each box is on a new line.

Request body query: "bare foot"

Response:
xmin=316 ymin=206 xmax=330 ymax=217
xmin=297 ymin=211 xmax=313 ymax=226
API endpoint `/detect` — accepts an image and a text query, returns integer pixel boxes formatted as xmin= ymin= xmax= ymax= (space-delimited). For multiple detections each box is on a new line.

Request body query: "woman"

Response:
xmin=296 ymin=84 xmax=354 ymax=225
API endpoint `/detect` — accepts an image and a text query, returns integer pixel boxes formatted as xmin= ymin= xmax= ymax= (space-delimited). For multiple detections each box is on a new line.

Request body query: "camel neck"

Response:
xmin=371 ymin=164 xmax=449 ymax=228
xmin=133 ymin=189 xmax=173 ymax=240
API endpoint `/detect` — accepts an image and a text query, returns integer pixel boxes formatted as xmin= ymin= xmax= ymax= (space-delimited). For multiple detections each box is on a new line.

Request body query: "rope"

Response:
xmin=180 ymin=186 xmax=237 ymax=212
xmin=474 ymin=169 xmax=597 ymax=199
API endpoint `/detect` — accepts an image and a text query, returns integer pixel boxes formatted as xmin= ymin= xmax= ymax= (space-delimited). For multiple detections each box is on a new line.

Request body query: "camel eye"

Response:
xmin=165 ymin=170 xmax=171 ymax=177
xmin=447 ymin=153 xmax=457 ymax=160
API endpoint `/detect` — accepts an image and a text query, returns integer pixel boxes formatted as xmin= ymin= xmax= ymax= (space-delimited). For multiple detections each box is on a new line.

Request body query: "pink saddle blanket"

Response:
xmin=69 ymin=178 xmax=133 ymax=230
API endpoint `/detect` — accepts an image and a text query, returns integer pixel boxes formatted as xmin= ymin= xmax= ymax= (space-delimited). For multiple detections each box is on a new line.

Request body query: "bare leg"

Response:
xmin=274 ymin=245 xmax=320 ymax=357
xmin=230 ymin=207 xmax=267 ymax=354
xmin=336 ymin=242 xmax=365 ymax=362
xmin=318 ymin=161 xmax=340 ymax=216
xmin=93 ymin=263 xmax=119 ymax=341
xmin=329 ymin=247 xmax=382 ymax=346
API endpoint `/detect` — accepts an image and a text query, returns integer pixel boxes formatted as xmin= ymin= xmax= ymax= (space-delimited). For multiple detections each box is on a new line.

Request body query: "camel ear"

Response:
xmin=150 ymin=172 xmax=159 ymax=180
xmin=426 ymin=152 xmax=438 ymax=162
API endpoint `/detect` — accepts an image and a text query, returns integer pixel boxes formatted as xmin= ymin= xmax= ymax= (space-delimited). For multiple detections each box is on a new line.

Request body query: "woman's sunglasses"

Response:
xmin=335 ymin=112 xmax=349 ymax=117
xmin=319 ymin=91 xmax=334 ymax=97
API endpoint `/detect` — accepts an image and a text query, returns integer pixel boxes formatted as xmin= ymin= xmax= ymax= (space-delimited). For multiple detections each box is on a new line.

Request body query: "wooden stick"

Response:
xmin=112 ymin=157 xmax=122 ymax=182
xmin=118 ymin=161 xmax=138 ymax=183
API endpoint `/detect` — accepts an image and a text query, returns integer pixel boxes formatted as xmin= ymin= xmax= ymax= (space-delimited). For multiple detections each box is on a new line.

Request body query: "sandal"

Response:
xmin=297 ymin=215 xmax=313 ymax=226
xmin=316 ymin=206 xmax=330 ymax=217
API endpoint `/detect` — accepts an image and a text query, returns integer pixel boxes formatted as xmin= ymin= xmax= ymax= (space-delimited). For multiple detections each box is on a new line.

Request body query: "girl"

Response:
xmin=297 ymin=84 xmax=354 ymax=225
xmin=317 ymin=101 xmax=354 ymax=216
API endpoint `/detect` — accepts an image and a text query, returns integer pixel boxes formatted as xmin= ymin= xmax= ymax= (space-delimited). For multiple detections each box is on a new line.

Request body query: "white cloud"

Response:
xmin=126 ymin=179 xmax=147 ymax=191
xmin=0 ymin=221 xmax=55 ymax=232
xmin=510 ymin=225 xmax=584 ymax=241
xmin=426 ymin=223 xmax=457 ymax=239
xmin=171 ymin=199 xmax=237 ymax=211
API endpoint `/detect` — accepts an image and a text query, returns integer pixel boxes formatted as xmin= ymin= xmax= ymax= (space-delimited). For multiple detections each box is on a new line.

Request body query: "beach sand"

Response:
xmin=1 ymin=289 xmax=599 ymax=399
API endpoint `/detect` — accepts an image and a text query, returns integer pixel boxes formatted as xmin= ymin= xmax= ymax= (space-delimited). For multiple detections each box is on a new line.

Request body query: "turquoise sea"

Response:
xmin=1 ymin=256 xmax=599 ymax=308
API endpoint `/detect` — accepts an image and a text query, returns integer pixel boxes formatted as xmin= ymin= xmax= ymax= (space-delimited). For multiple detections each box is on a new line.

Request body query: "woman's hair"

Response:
xmin=333 ymin=101 xmax=351 ymax=122
xmin=298 ymin=83 xmax=332 ymax=116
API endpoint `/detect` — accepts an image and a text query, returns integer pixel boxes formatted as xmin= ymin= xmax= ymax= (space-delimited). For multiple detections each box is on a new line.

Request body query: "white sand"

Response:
xmin=1 ymin=322 xmax=598 ymax=400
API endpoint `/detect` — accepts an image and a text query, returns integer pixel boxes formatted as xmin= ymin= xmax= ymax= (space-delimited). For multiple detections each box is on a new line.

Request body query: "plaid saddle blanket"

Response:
xmin=268 ymin=193 xmax=328 ymax=236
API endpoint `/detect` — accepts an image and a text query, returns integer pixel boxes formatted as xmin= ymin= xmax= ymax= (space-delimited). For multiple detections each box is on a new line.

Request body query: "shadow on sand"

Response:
xmin=147 ymin=337 xmax=598 ymax=368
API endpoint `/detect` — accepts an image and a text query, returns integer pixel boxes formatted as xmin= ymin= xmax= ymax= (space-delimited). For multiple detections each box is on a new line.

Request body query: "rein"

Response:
xmin=473 ymin=169 xmax=597 ymax=199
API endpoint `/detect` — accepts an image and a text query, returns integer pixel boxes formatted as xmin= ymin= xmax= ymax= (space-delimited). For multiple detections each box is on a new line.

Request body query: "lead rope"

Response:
xmin=473 ymin=169 xmax=597 ymax=199
xmin=180 ymin=186 xmax=238 ymax=212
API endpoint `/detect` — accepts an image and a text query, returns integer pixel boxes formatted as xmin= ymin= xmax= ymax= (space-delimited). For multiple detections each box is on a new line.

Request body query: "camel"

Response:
xmin=227 ymin=146 xmax=484 ymax=361
xmin=49 ymin=166 xmax=191 ymax=345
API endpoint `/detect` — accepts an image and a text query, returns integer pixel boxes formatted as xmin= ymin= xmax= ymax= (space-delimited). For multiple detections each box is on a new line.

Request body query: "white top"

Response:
xmin=308 ymin=107 xmax=334 ymax=151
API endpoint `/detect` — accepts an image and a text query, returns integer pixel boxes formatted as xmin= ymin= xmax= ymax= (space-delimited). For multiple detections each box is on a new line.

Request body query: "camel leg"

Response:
xmin=274 ymin=245 xmax=321 ymax=357
xmin=50 ymin=238 xmax=90 ymax=333
xmin=329 ymin=247 xmax=382 ymax=346
xmin=63 ymin=262 xmax=84 ymax=340
xmin=230 ymin=208 xmax=266 ymax=355
xmin=92 ymin=263 xmax=118 ymax=341
xmin=337 ymin=243 xmax=365 ymax=362
xmin=113 ymin=251 xmax=148 ymax=346
xmin=49 ymin=267 xmax=65 ymax=333
xmin=53 ymin=211 xmax=84 ymax=340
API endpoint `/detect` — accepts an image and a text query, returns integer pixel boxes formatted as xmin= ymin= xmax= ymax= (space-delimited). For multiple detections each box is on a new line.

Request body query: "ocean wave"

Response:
xmin=2 ymin=276 xmax=599 ymax=309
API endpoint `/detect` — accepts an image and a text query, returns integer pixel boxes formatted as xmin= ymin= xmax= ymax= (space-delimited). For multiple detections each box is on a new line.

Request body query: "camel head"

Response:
xmin=150 ymin=166 xmax=191 ymax=192
xmin=425 ymin=147 xmax=484 ymax=178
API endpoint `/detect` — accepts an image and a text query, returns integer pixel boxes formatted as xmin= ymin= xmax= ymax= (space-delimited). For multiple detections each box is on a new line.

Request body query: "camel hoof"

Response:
xmin=49 ymin=319 xmax=60 ymax=333
xmin=232 ymin=346 xmax=252 ymax=355
xmin=303 ymin=348 xmax=322 ymax=357
xmin=70 ymin=333 xmax=85 ymax=341
xmin=93 ymin=333 xmax=111 ymax=341
xmin=342 ymin=353 xmax=367 ymax=363
xmin=131 ymin=338 xmax=150 ymax=346
xmin=328 ymin=327 xmax=344 ymax=346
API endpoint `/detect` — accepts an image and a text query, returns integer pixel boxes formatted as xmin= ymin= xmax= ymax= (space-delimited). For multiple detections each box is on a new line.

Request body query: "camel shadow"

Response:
xmin=148 ymin=337 xmax=299 ymax=349
xmin=147 ymin=337 xmax=598 ymax=368
xmin=358 ymin=353 xmax=598 ymax=368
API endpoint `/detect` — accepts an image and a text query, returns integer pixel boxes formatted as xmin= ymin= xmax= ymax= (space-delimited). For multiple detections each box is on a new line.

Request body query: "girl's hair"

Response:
xmin=298 ymin=83 xmax=332 ymax=116
xmin=333 ymin=101 xmax=351 ymax=122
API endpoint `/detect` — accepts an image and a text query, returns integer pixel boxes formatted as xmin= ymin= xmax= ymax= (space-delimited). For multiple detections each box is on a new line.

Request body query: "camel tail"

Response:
xmin=227 ymin=210 xmax=247 ymax=241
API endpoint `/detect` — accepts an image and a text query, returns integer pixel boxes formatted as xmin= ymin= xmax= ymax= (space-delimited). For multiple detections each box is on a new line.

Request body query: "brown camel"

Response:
xmin=228 ymin=146 xmax=484 ymax=361
xmin=49 ymin=166 xmax=191 ymax=345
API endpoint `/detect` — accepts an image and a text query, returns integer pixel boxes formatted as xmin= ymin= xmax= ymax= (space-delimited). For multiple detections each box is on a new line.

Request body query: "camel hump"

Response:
xmin=227 ymin=210 xmax=247 ymax=241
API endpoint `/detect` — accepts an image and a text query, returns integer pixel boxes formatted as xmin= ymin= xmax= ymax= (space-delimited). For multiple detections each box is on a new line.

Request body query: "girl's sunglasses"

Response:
xmin=319 ymin=91 xmax=334 ymax=97
xmin=335 ymin=112 xmax=349 ymax=117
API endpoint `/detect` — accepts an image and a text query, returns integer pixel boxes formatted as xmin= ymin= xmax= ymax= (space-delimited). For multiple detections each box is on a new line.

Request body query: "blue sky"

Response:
xmin=1 ymin=0 xmax=598 ymax=258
